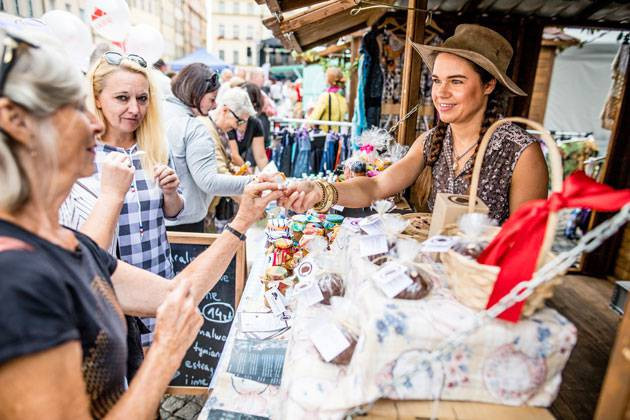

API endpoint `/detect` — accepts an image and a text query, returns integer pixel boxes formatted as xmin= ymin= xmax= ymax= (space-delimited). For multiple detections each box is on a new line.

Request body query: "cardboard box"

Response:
xmin=428 ymin=193 xmax=489 ymax=237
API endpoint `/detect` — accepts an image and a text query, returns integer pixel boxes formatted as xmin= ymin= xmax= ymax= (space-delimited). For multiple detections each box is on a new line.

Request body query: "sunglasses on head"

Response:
xmin=0 ymin=32 xmax=38 ymax=97
xmin=228 ymin=108 xmax=246 ymax=126
xmin=103 ymin=51 xmax=148 ymax=68
xmin=205 ymin=72 xmax=219 ymax=92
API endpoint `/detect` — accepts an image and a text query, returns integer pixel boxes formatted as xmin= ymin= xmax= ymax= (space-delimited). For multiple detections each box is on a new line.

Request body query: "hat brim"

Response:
xmin=411 ymin=41 xmax=527 ymax=97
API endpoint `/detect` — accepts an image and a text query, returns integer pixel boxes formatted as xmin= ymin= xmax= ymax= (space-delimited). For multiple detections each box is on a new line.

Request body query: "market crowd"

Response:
xmin=0 ymin=23 xmax=551 ymax=419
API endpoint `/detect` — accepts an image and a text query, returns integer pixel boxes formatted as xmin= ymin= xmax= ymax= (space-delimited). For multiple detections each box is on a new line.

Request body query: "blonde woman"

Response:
xmin=84 ymin=51 xmax=184 ymax=347
xmin=0 ymin=30 xmax=282 ymax=419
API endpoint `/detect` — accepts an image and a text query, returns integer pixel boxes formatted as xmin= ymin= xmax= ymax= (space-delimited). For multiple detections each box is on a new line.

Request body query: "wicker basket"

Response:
xmin=442 ymin=117 xmax=565 ymax=318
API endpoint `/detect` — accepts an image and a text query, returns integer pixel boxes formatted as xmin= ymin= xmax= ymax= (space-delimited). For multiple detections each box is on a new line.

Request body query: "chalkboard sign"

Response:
xmin=165 ymin=232 xmax=246 ymax=395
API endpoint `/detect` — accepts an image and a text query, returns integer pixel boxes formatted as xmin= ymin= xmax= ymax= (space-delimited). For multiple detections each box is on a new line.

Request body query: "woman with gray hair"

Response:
xmin=164 ymin=64 xmax=256 ymax=232
xmin=198 ymin=87 xmax=257 ymax=230
xmin=0 ymin=30 xmax=283 ymax=418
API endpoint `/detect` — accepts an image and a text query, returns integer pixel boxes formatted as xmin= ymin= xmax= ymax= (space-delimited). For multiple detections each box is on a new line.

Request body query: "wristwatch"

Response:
xmin=225 ymin=224 xmax=247 ymax=241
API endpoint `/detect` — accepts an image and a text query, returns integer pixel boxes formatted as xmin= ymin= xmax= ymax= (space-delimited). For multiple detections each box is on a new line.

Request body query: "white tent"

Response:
xmin=544 ymin=29 xmax=624 ymax=153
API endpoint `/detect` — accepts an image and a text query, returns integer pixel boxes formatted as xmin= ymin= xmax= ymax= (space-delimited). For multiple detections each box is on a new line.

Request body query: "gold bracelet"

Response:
xmin=314 ymin=180 xmax=335 ymax=213
xmin=329 ymin=182 xmax=339 ymax=206
xmin=312 ymin=180 xmax=328 ymax=212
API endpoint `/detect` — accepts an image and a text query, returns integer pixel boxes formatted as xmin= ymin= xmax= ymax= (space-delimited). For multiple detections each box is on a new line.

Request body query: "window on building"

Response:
xmin=219 ymin=50 xmax=225 ymax=61
xmin=233 ymin=50 xmax=239 ymax=65
xmin=246 ymin=25 xmax=253 ymax=40
xmin=218 ymin=24 xmax=225 ymax=38
xmin=65 ymin=2 xmax=71 ymax=12
xmin=232 ymin=1 xmax=239 ymax=14
xmin=233 ymin=25 xmax=239 ymax=40
xmin=14 ymin=0 xmax=20 ymax=15
xmin=246 ymin=47 xmax=253 ymax=65
xmin=247 ymin=3 xmax=254 ymax=15
xmin=27 ymin=0 xmax=33 ymax=16
xmin=218 ymin=0 xmax=225 ymax=13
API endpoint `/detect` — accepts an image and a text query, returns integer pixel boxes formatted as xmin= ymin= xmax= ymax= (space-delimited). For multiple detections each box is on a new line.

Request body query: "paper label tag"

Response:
xmin=240 ymin=312 xmax=288 ymax=333
xmin=359 ymin=216 xmax=385 ymax=235
xmin=294 ymin=281 xmax=324 ymax=307
xmin=332 ymin=204 xmax=345 ymax=212
xmin=422 ymin=235 xmax=458 ymax=252
xmin=309 ymin=321 xmax=350 ymax=362
xmin=296 ymin=258 xmax=317 ymax=282
xmin=342 ymin=218 xmax=362 ymax=233
xmin=375 ymin=263 xmax=413 ymax=298
xmin=359 ymin=234 xmax=389 ymax=257
xmin=264 ymin=287 xmax=287 ymax=316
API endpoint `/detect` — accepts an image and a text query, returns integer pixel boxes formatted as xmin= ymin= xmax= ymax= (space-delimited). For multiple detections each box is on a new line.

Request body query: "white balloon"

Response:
xmin=125 ymin=24 xmax=164 ymax=66
xmin=86 ymin=0 xmax=131 ymax=43
xmin=41 ymin=10 xmax=93 ymax=73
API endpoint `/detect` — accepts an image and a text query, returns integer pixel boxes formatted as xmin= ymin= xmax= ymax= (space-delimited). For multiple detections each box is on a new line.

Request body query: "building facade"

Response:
xmin=207 ymin=0 xmax=272 ymax=67
xmin=0 ymin=0 xmax=206 ymax=62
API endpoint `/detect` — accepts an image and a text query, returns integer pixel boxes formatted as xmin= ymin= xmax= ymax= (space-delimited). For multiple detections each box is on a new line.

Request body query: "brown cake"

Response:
xmin=395 ymin=269 xmax=432 ymax=300
xmin=330 ymin=336 xmax=357 ymax=365
xmin=318 ymin=273 xmax=345 ymax=305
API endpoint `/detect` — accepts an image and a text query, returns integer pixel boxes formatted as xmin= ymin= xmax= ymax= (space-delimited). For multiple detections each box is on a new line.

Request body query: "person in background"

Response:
xmin=199 ymin=88 xmax=257 ymax=230
xmin=152 ymin=58 xmax=174 ymax=99
xmin=85 ymin=51 xmax=185 ymax=349
xmin=228 ymin=83 xmax=270 ymax=170
xmin=309 ymin=67 xmax=348 ymax=133
xmin=0 ymin=30 xmax=284 ymax=419
xmin=234 ymin=67 xmax=247 ymax=80
xmin=216 ymin=68 xmax=233 ymax=101
xmin=248 ymin=67 xmax=276 ymax=117
xmin=164 ymin=63 xmax=253 ymax=233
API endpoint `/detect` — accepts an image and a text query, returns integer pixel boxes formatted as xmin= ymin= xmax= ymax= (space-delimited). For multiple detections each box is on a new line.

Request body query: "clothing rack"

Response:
xmin=270 ymin=116 xmax=354 ymax=128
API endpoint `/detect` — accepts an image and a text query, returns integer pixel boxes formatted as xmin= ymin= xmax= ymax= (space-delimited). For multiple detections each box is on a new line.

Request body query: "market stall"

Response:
xmin=202 ymin=1 xmax=630 ymax=418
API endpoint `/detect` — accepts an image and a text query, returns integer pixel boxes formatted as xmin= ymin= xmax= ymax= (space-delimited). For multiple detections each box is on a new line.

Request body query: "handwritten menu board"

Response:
xmin=166 ymin=232 xmax=245 ymax=394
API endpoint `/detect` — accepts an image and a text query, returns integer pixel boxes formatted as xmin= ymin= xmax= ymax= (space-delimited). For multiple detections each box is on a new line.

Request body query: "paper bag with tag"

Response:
xmin=428 ymin=193 xmax=488 ymax=237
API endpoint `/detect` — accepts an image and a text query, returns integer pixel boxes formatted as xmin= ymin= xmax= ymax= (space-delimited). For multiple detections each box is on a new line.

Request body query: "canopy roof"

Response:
xmin=170 ymin=48 xmax=230 ymax=72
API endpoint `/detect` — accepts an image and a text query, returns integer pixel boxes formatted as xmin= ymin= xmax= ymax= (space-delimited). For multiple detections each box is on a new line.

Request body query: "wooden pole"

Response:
xmin=348 ymin=35 xmax=361 ymax=120
xmin=397 ymin=0 xmax=426 ymax=146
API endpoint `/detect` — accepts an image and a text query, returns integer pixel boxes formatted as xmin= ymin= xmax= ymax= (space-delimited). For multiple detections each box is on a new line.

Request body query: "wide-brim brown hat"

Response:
xmin=411 ymin=24 xmax=526 ymax=96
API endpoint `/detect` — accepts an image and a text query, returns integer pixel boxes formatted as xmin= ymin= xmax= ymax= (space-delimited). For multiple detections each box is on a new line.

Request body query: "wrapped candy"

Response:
xmin=271 ymin=238 xmax=294 ymax=269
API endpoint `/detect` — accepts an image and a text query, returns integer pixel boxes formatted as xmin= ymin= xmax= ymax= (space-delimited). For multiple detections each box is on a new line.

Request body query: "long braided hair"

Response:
xmin=414 ymin=64 xmax=508 ymax=208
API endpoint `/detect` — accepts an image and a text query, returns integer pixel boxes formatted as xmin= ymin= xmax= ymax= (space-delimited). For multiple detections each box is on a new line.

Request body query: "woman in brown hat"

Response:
xmin=279 ymin=24 xmax=548 ymax=224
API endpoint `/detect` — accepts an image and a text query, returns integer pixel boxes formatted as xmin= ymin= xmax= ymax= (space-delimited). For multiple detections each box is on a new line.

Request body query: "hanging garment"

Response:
xmin=280 ymin=130 xmax=294 ymax=175
xmin=601 ymin=41 xmax=629 ymax=130
xmin=353 ymin=54 xmax=368 ymax=137
xmin=362 ymin=29 xmax=383 ymax=128
xmin=320 ymin=132 xmax=340 ymax=174
xmin=292 ymin=130 xmax=313 ymax=178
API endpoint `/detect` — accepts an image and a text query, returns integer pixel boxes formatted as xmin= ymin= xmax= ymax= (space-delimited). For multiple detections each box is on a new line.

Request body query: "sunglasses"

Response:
xmin=103 ymin=51 xmax=148 ymax=68
xmin=0 ymin=32 xmax=38 ymax=97
xmin=205 ymin=72 xmax=219 ymax=92
xmin=228 ymin=108 xmax=246 ymax=126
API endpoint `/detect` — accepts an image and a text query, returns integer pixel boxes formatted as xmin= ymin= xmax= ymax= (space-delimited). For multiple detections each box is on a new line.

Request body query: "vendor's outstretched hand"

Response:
xmin=232 ymin=181 xmax=285 ymax=228
xmin=278 ymin=180 xmax=323 ymax=213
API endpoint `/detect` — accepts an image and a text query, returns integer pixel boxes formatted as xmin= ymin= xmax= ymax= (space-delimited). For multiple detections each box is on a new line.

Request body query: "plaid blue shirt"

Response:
xmin=93 ymin=143 xmax=176 ymax=279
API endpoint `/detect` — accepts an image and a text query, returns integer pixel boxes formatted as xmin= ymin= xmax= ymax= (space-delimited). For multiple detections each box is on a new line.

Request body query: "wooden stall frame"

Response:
xmin=165 ymin=232 xmax=246 ymax=396
xmin=397 ymin=0 xmax=426 ymax=146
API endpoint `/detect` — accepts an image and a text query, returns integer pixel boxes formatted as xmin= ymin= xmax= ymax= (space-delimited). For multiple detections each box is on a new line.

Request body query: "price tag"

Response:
xmin=422 ymin=235 xmax=458 ymax=252
xmin=264 ymin=287 xmax=287 ymax=317
xmin=375 ymin=263 xmax=413 ymax=298
xmin=342 ymin=218 xmax=362 ymax=233
xmin=359 ymin=216 xmax=385 ymax=235
xmin=332 ymin=204 xmax=345 ymax=212
xmin=359 ymin=234 xmax=389 ymax=257
xmin=296 ymin=258 xmax=317 ymax=282
xmin=294 ymin=281 xmax=324 ymax=307
xmin=309 ymin=321 xmax=350 ymax=362
xmin=240 ymin=312 xmax=288 ymax=333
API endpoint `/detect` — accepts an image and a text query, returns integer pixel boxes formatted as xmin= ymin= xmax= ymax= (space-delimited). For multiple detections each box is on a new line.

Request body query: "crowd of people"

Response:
xmin=0 ymin=22 xmax=550 ymax=419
